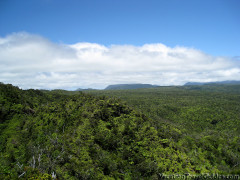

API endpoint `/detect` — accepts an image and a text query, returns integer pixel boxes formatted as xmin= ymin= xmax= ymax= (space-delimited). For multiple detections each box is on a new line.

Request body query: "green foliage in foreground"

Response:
xmin=0 ymin=83 xmax=240 ymax=179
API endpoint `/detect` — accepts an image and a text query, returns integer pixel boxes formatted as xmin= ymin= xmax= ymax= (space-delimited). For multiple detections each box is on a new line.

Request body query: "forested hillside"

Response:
xmin=0 ymin=83 xmax=240 ymax=179
xmin=88 ymin=85 xmax=240 ymax=175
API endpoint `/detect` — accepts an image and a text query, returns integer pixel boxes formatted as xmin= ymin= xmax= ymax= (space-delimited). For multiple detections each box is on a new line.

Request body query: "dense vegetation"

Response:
xmin=0 ymin=83 xmax=240 ymax=179
xmin=88 ymin=85 xmax=240 ymax=175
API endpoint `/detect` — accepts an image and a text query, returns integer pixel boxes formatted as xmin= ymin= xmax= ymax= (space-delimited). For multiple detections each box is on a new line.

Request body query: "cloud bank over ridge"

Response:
xmin=0 ymin=32 xmax=239 ymax=90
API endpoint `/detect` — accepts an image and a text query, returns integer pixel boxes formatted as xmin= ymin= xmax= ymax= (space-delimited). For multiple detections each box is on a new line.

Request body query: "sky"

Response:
xmin=0 ymin=0 xmax=239 ymax=90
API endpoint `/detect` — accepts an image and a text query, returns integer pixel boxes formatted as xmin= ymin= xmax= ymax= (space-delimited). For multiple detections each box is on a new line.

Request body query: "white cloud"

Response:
xmin=0 ymin=32 xmax=239 ymax=90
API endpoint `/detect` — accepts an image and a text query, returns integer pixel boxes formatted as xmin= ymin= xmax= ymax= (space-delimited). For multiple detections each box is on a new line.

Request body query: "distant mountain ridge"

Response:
xmin=105 ymin=83 xmax=159 ymax=90
xmin=76 ymin=88 xmax=96 ymax=91
xmin=184 ymin=80 xmax=240 ymax=86
xmin=75 ymin=81 xmax=240 ymax=91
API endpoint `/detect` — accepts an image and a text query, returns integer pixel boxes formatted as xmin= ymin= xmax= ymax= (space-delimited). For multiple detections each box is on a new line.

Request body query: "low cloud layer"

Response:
xmin=0 ymin=32 xmax=239 ymax=90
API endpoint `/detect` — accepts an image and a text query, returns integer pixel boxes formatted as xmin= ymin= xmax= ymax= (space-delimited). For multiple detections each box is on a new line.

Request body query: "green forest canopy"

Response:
xmin=0 ymin=83 xmax=240 ymax=179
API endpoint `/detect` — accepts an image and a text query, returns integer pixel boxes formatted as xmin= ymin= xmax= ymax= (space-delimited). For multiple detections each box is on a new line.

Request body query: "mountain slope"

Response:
xmin=1 ymin=83 xmax=240 ymax=179
xmin=0 ymin=83 xmax=199 ymax=179
xmin=88 ymin=85 xmax=240 ymax=175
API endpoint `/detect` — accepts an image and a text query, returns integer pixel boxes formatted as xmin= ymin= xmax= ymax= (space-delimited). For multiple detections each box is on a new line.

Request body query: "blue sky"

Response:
xmin=1 ymin=0 xmax=239 ymax=56
xmin=0 ymin=0 xmax=239 ymax=89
